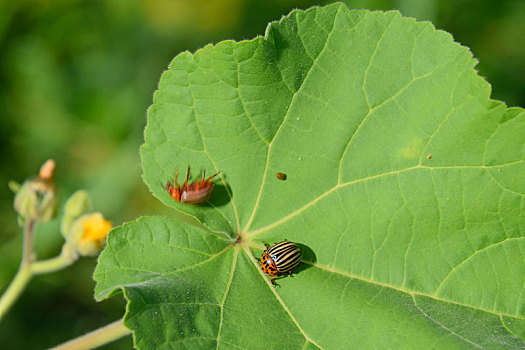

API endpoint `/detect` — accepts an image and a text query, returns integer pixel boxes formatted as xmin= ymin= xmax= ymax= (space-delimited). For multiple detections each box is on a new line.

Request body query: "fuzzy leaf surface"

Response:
xmin=95 ymin=4 xmax=525 ymax=349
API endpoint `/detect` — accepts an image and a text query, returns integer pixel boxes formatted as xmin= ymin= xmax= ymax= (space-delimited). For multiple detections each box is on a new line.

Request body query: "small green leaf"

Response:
xmin=95 ymin=4 xmax=525 ymax=348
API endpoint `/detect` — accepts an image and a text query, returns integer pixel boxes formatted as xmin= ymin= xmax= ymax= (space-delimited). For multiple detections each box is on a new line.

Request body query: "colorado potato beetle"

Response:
xmin=165 ymin=167 xmax=219 ymax=205
xmin=260 ymin=241 xmax=302 ymax=284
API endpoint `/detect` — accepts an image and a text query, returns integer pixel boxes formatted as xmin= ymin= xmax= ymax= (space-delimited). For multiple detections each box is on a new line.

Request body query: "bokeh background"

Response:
xmin=0 ymin=0 xmax=523 ymax=348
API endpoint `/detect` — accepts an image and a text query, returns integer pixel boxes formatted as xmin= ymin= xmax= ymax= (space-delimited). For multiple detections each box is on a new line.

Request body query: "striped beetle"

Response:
xmin=260 ymin=241 xmax=302 ymax=284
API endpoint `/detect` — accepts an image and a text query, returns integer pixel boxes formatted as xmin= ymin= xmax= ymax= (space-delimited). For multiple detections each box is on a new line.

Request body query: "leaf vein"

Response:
xmin=499 ymin=315 xmax=525 ymax=342
xmin=123 ymin=239 xmax=213 ymax=257
xmin=216 ymin=246 xmax=239 ymax=349
xmin=188 ymin=81 xmax=241 ymax=232
xmin=339 ymin=47 xmax=466 ymax=183
xmin=410 ymin=294 xmax=483 ymax=349
xmin=337 ymin=15 xmax=394 ymax=182
xmin=434 ymin=237 xmax=525 ymax=297
xmin=248 ymin=164 xmax=517 ymax=238
xmin=243 ymin=246 xmax=325 ymax=349
xmin=306 ymin=261 xmax=525 ymax=320
xmin=395 ymin=173 xmax=417 ymax=288
xmin=235 ymin=58 xmax=270 ymax=145
xmin=242 ymin=8 xmax=337 ymax=233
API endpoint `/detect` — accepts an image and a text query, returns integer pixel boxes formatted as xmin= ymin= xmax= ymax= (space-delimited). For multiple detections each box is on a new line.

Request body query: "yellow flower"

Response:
xmin=61 ymin=190 xmax=91 ymax=239
xmin=68 ymin=212 xmax=112 ymax=256
xmin=82 ymin=213 xmax=112 ymax=244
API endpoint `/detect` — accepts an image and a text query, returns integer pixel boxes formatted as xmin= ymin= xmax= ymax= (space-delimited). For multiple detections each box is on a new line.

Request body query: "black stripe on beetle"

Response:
xmin=260 ymin=241 xmax=301 ymax=284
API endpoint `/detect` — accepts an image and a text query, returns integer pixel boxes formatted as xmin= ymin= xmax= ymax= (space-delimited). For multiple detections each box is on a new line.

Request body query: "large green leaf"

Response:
xmin=94 ymin=4 xmax=525 ymax=348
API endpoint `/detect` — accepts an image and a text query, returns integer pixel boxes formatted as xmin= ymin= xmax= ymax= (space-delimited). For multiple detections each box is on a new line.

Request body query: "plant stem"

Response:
xmin=22 ymin=219 xmax=36 ymax=267
xmin=50 ymin=318 xmax=131 ymax=350
xmin=0 ymin=222 xmax=77 ymax=321
xmin=0 ymin=265 xmax=32 ymax=320
xmin=31 ymin=249 xmax=75 ymax=275
xmin=0 ymin=219 xmax=36 ymax=320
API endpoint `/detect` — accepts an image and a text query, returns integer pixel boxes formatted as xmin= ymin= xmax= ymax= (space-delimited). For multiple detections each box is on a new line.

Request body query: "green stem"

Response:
xmin=0 ymin=265 xmax=32 ymax=320
xmin=50 ymin=318 xmax=131 ymax=350
xmin=31 ymin=245 xmax=76 ymax=275
xmin=22 ymin=219 xmax=36 ymax=267
xmin=0 ymin=227 xmax=77 ymax=321
xmin=0 ymin=219 xmax=36 ymax=320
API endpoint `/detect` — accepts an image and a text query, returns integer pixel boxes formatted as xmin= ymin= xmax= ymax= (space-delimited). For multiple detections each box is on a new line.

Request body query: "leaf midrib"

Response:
xmin=245 ymin=164 xmax=511 ymax=238
xmin=241 ymin=18 xmax=470 ymax=235
xmin=241 ymin=5 xmax=341 ymax=234
xmin=242 ymin=246 xmax=325 ymax=349
xmin=305 ymin=260 xmax=525 ymax=320
xmin=411 ymin=294 xmax=484 ymax=349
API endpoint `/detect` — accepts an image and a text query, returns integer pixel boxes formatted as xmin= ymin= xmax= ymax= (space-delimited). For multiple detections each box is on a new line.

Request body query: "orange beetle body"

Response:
xmin=165 ymin=167 xmax=219 ymax=205
xmin=260 ymin=241 xmax=302 ymax=285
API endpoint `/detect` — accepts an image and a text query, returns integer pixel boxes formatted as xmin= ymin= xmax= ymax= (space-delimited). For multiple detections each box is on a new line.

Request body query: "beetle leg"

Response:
xmin=173 ymin=171 xmax=180 ymax=188
xmin=263 ymin=242 xmax=270 ymax=249
xmin=205 ymin=171 xmax=220 ymax=182
xmin=184 ymin=166 xmax=190 ymax=187
xmin=270 ymin=275 xmax=276 ymax=285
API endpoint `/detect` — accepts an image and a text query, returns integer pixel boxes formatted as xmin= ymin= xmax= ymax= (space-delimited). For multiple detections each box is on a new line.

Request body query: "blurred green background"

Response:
xmin=0 ymin=0 xmax=523 ymax=348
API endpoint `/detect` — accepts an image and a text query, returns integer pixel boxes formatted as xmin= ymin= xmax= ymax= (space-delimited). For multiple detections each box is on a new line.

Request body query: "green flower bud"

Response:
xmin=67 ymin=213 xmax=112 ymax=256
xmin=12 ymin=159 xmax=58 ymax=222
xmin=61 ymin=190 xmax=91 ymax=239
xmin=13 ymin=178 xmax=57 ymax=222
xmin=8 ymin=180 xmax=20 ymax=193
